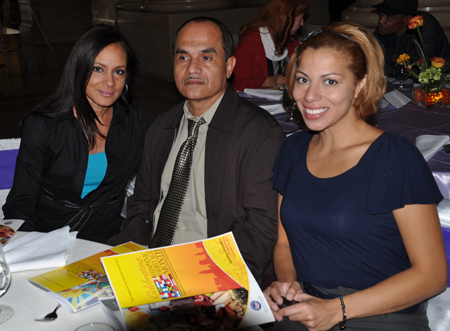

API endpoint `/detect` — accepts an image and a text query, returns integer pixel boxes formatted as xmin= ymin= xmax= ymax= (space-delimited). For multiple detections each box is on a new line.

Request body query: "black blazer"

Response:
xmin=3 ymin=101 xmax=152 ymax=243
xmin=108 ymin=85 xmax=285 ymax=282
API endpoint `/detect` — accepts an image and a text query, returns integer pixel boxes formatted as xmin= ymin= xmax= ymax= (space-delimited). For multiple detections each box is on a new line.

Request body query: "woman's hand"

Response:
xmin=262 ymin=75 xmax=286 ymax=88
xmin=278 ymin=293 xmax=342 ymax=331
xmin=263 ymin=281 xmax=302 ymax=319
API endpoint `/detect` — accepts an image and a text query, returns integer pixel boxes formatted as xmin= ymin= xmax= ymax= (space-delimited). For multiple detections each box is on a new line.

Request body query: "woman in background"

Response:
xmin=3 ymin=25 xmax=152 ymax=243
xmin=231 ymin=0 xmax=309 ymax=91
xmin=265 ymin=22 xmax=447 ymax=330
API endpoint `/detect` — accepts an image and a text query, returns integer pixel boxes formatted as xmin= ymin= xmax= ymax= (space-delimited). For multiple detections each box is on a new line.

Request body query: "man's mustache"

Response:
xmin=184 ymin=75 xmax=205 ymax=83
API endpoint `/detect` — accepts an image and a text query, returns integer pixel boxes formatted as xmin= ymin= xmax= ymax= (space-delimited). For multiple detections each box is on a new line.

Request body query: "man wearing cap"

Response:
xmin=372 ymin=0 xmax=450 ymax=75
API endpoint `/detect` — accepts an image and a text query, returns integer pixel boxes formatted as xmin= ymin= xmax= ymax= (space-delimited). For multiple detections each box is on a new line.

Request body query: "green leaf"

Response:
xmin=413 ymin=39 xmax=427 ymax=69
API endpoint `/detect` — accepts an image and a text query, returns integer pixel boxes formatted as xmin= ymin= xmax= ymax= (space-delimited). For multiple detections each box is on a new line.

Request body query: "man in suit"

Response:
xmin=372 ymin=0 xmax=450 ymax=75
xmin=108 ymin=17 xmax=285 ymax=283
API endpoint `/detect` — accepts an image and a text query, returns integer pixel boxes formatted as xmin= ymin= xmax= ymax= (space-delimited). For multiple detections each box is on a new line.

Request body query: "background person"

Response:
xmin=231 ymin=0 xmax=309 ymax=91
xmin=264 ymin=22 xmax=447 ymax=330
xmin=372 ymin=0 xmax=450 ymax=76
xmin=2 ymin=25 xmax=152 ymax=243
xmin=108 ymin=17 xmax=285 ymax=283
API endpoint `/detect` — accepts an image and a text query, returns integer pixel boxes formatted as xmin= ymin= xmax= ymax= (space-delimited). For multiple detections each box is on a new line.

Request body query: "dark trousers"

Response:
xmin=261 ymin=285 xmax=430 ymax=331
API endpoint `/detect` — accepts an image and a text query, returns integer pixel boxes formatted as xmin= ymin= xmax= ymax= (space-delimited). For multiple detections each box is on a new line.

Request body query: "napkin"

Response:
xmin=438 ymin=199 xmax=450 ymax=228
xmin=383 ymin=90 xmax=411 ymax=109
xmin=243 ymin=88 xmax=283 ymax=100
xmin=259 ymin=104 xmax=285 ymax=115
xmin=3 ymin=226 xmax=77 ymax=273
xmin=415 ymin=135 xmax=450 ymax=161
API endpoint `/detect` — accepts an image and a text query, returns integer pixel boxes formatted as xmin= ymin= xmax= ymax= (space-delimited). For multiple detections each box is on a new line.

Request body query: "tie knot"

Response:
xmin=187 ymin=118 xmax=206 ymax=137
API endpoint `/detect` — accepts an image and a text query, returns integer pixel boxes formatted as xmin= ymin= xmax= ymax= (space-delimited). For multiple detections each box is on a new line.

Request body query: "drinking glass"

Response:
xmin=0 ymin=244 xmax=13 ymax=323
xmin=282 ymin=89 xmax=299 ymax=123
xmin=394 ymin=63 xmax=409 ymax=91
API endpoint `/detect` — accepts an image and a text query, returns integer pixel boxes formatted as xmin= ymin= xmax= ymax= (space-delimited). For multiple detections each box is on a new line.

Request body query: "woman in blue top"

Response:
xmin=3 ymin=25 xmax=152 ymax=243
xmin=264 ymin=22 xmax=447 ymax=330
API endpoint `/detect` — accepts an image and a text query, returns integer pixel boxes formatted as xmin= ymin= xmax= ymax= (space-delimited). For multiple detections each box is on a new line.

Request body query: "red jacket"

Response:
xmin=231 ymin=28 xmax=298 ymax=91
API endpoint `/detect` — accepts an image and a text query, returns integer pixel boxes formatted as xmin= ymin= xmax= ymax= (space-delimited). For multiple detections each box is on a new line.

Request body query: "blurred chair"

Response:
xmin=0 ymin=138 xmax=20 ymax=219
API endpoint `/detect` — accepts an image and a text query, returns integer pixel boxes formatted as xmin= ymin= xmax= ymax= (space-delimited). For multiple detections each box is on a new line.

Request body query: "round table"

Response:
xmin=1 ymin=232 xmax=265 ymax=331
xmin=1 ymin=232 xmax=113 ymax=331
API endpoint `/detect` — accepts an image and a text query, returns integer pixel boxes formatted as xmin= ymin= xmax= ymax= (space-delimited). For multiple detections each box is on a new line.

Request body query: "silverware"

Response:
xmin=35 ymin=304 xmax=61 ymax=322
xmin=444 ymin=144 xmax=450 ymax=154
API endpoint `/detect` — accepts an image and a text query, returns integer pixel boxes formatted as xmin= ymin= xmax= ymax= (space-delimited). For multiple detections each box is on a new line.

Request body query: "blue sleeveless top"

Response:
xmin=81 ymin=152 xmax=107 ymax=198
xmin=271 ymin=131 xmax=443 ymax=290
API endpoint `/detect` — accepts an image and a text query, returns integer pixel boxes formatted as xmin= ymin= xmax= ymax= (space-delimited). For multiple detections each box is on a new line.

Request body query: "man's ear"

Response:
xmin=226 ymin=56 xmax=236 ymax=79
xmin=403 ymin=14 xmax=413 ymax=27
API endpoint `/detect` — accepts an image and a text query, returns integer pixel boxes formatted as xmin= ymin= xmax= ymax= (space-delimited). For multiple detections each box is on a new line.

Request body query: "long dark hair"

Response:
xmin=240 ymin=0 xmax=309 ymax=56
xmin=25 ymin=24 xmax=139 ymax=149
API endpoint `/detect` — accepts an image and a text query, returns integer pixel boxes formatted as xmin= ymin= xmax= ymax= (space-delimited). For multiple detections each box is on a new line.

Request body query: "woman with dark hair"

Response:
xmin=2 ymin=25 xmax=152 ymax=243
xmin=231 ymin=0 xmax=309 ymax=91
xmin=264 ymin=22 xmax=447 ymax=330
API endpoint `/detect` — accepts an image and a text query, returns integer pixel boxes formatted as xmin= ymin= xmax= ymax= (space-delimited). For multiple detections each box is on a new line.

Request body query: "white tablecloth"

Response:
xmin=1 ymin=232 xmax=112 ymax=331
xmin=1 ymin=232 xmax=264 ymax=331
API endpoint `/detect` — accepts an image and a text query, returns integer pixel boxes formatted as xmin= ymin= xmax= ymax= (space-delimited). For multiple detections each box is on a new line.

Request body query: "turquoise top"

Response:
xmin=81 ymin=152 xmax=107 ymax=198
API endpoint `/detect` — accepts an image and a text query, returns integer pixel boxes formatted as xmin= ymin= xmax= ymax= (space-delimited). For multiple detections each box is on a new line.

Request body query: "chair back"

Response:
xmin=0 ymin=138 xmax=20 ymax=219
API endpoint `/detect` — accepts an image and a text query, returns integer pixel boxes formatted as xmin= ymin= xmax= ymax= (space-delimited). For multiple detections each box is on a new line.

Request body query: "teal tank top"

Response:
xmin=81 ymin=152 xmax=107 ymax=198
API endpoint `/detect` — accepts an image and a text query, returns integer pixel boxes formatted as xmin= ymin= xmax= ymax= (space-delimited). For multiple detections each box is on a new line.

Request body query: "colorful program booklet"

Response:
xmin=100 ymin=232 xmax=274 ymax=330
xmin=0 ymin=219 xmax=24 ymax=246
xmin=28 ymin=242 xmax=147 ymax=313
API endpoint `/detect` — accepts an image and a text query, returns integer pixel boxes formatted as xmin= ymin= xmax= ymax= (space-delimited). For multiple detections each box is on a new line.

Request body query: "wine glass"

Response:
xmin=282 ymin=89 xmax=299 ymax=123
xmin=0 ymin=244 xmax=13 ymax=323
xmin=394 ymin=63 xmax=409 ymax=91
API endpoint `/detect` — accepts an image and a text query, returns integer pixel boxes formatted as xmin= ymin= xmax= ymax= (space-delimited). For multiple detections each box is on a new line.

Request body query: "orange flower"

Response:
xmin=396 ymin=53 xmax=410 ymax=64
xmin=408 ymin=15 xmax=424 ymax=29
xmin=430 ymin=57 xmax=446 ymax=68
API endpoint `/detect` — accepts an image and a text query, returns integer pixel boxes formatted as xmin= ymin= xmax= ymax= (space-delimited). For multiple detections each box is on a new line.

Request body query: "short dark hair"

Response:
xmin=172 ymin=17 xmax=234 ymax=62
xmin=28 ymin=24 xmax=139 ymax=148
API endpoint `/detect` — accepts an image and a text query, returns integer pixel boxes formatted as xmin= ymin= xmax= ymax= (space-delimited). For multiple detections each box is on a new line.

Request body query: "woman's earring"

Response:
xmin=122 ymin=84 xmax=129 ymax=95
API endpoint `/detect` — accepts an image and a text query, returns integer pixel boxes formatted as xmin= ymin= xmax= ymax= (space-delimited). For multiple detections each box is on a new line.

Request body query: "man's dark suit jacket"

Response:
xmin=107 ymin=85 xmax=286 ymax=283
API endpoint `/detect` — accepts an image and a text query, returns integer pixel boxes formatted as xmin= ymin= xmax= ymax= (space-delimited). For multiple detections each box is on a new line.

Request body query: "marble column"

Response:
xmin=139 ymin=0 xmax=237 ymax=13
xmin=342 ymin=0 xmax=450 ymax=41
xmin=113 ymin=0 xmax=329 ymax=81
xmin=18 ymin=0 xmax=92 ymax=45
xmin=237 ymin=0 xmax=268 ymax=6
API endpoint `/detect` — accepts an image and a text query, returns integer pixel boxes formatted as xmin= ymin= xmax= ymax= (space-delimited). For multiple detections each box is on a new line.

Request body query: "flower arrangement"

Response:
xmin=397 ymin=15 xmax=450 ymax=94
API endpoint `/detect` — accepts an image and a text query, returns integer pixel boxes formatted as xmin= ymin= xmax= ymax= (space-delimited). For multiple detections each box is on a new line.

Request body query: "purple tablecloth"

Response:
xmin=377 ymin=102 xmax=450 ymax=200
xmin=377 ymin=92 xmax=450 ymax=286
xmin=0 ymin=149 xmax=19 ymax=190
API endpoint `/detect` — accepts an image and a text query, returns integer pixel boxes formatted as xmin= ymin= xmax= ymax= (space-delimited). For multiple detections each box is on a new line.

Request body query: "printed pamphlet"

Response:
xmin=0 ymin=219 xmax=24 ymax=246
xmin=28 ymin=242 xmax=147 ymax=312
xmin=100 ymin=232 xmax=274 ymax=330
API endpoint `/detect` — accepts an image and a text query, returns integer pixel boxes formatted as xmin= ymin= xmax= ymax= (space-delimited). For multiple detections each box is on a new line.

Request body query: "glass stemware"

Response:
xmin=394 ymin=63 xmax=409 ymax=91
xmin=0 ymin=244 xmax=13 ymax=323
xmin=282 ymin=89 xmax=300 ymax=123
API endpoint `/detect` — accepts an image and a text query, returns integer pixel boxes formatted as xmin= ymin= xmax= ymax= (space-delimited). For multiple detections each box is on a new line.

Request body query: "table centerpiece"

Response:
xmin=398 ymin=15 xmax=450 ymax=108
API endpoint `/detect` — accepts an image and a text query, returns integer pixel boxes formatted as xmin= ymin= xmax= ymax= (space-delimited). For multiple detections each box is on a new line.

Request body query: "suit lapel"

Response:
xmin=204 ymin=86 xmax=239 ymax=236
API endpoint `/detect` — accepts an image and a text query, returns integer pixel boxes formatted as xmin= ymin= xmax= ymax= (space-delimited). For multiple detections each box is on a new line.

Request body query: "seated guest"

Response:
xmin=231 ymin=0 xmax=309 ymax=91
xmin=2 ymin=25 xmax=152 ymax=243
xmin=372 ymin=0 xmax=450 ymax=75
xmin=264 ymin=22 xmax=447 ymax=330
xmin=108 ymin=17 xmax=285 ymax=283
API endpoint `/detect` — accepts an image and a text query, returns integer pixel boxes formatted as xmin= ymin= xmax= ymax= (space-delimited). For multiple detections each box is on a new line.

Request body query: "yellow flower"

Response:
xmin=430 ymin=56 xmax=446 ymax=68
xmin=408 ymin=15 xmax=424 ymax=29
xmin=396 ymin=53 xmax=410 ymax=64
